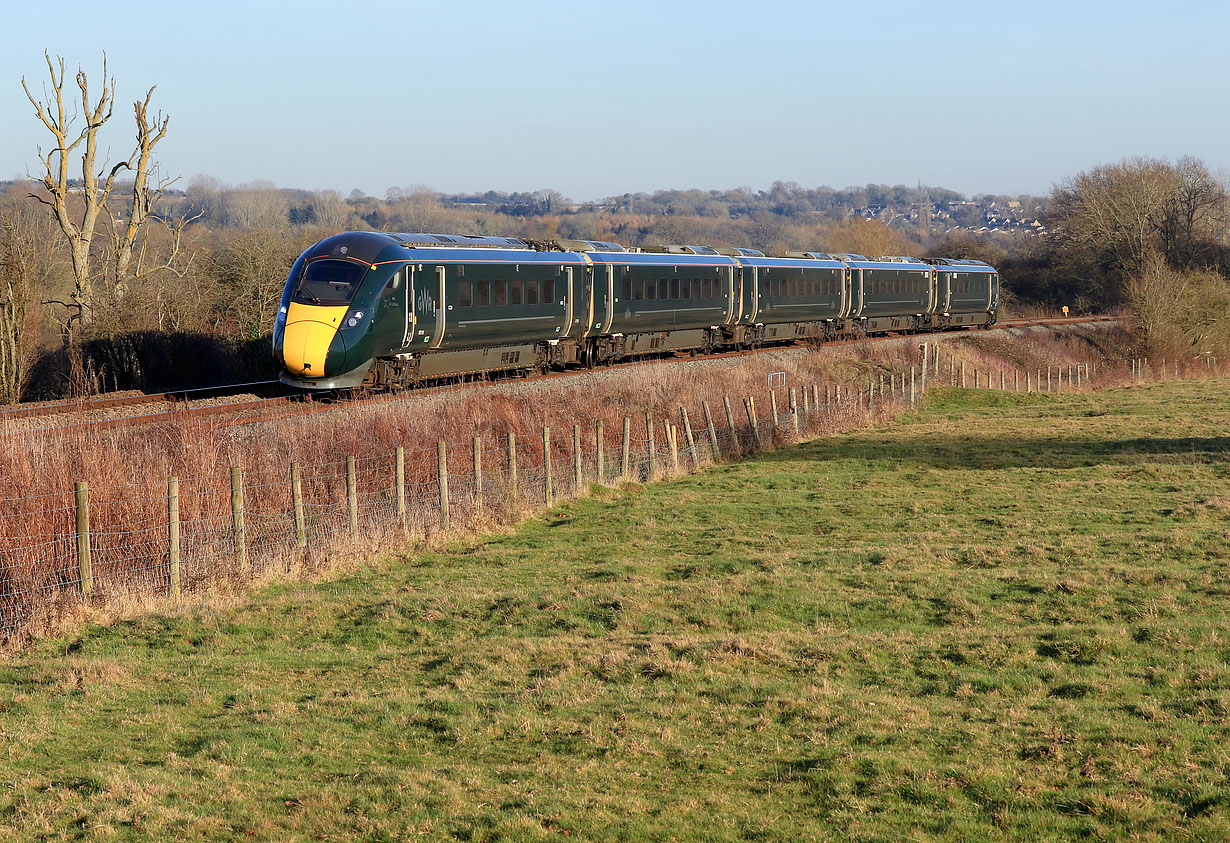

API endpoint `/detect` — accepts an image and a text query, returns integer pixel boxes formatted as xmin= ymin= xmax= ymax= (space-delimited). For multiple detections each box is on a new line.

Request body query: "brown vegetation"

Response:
xmin=0 ymin=323 xmax=1180 ymax=646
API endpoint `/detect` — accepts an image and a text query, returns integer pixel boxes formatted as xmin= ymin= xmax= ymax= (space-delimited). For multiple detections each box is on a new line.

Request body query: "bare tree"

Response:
xmin=22 ymin=52 xmax=172 ymax=329
xmin=1158 ymin=156 xmax=1226 ymax=269
xmin=1050 ymin=157 xmax=1180 ymax=277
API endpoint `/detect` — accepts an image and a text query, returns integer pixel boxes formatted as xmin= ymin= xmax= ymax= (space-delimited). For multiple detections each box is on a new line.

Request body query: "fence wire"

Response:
xmin=0 ymin=362 xmax=1121 ymax=638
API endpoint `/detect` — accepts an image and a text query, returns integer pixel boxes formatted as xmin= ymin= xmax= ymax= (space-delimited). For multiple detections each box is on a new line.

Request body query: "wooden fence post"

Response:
xmin=292 ymin=461 xmax=307 ymax=549
xmin=437 ymin=441 xmax=450 ymax=529
xmin=596 ymin=419 xmax=605 ymax=483
xmin=74 ymin=481 xmax=92 ymax=598
xmin=621 ymin=417 xmax=631 ymax=479
xmin=507 ymin=432 xmax=518 ymax=507
xmin=646 ymin=413 xmax=656 ymax=480
xmin=668 ymin=424 xmax=680 ymax=475
xmin=543 ymin=426 xmax=553 ymax=505
xmin=680 ymin=406 xmax=699 ymax=470
xmin=723 ymin=396 xmax=737 ymax=439
xmin=789 ymin=388 xmax=800 ymax=437
xmin=168 ymin=475 xmax=180 ymax=597
xmin=770 ymin=390 xmax=780 ymax=427
xmin=744 ymin=396 xmax=762 ymax=448
xmin=473 ymin=436 xmax=483 ymax=513
xmin=230 ymin=466 xmax=247 ymax=570
xmin=573 ymin=424 xmax=583 ymax=491
xmin=347 ymin=455 xmax=358 ymax=533
xmin=394 ymin=447 xmax=406 ymax=528
xmin=702 ymin=401 xmax=720 ymax=461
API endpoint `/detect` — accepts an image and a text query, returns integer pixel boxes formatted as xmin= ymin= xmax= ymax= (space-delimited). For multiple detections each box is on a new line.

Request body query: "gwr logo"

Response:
xmin=416 ymin=289 xmax=436 ymax=315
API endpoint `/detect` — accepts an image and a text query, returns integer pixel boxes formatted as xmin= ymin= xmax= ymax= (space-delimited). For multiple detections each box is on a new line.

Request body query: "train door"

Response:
xmin=415 ymin=265 xmax=446 ymax=348
xmin=725 ymin=266 xmax=738 ymax=325
xmin=404 ymin=265 xmax=414 ymax=346
xmin=850 ymin=268 xmax=864 ymax=317
xmin=987 ymin=273 xmax=999 ymax=312
xmin=596 ymin=264 xmax=615 ymax=334
xmin=559 ymin=267 xmax=576 ymax=337
xmin=742 ymin=267 xmax=759 ymax=321
xmin=376 ymin=265 xmax=412 ymax=350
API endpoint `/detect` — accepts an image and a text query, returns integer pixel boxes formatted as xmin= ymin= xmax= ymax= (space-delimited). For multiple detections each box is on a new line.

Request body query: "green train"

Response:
xmin=273 ymin=231 xmax=998 ymax=390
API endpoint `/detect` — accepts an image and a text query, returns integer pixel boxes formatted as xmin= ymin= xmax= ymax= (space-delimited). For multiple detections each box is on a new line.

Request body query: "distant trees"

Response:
xmin=0 ymin=198 xmax=64 ymax=403
xmin=1049 ymin=156 xmax=1226 ymax=289
xmin=22 ymin=53 xmax=173 ymax=331
xmin=1046 ymin=156 xmax=1229 ymax=351
xmin=822 ymin=218 xmax=913 ymax=257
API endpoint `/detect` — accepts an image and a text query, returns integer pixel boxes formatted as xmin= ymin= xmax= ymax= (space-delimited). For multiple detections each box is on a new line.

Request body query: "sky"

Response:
xmin=1 ymin=0 xmax=1226 ymax=202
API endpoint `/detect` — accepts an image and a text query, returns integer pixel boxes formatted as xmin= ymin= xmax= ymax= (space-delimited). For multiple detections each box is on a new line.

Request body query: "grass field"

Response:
xmin=1 ymin=377 xmax=1227 ymax=840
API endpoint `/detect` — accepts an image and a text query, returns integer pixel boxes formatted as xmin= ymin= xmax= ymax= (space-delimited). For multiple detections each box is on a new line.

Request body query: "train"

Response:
xmin=273 ymin=231 xmax=999 ymax=390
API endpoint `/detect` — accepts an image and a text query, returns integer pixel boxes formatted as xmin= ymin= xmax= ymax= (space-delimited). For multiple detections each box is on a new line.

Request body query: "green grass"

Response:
xmin=3 ymin=379 xmax=1229 ymax=840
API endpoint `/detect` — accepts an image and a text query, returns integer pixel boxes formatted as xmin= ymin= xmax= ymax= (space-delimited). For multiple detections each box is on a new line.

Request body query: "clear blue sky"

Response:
xmin=2 ymin=0 xmax=1225 ymax=201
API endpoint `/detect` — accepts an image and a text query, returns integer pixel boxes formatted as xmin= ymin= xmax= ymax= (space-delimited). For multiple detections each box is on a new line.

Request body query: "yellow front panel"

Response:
xmin=282 ymin=303 xmax=349 ymax=377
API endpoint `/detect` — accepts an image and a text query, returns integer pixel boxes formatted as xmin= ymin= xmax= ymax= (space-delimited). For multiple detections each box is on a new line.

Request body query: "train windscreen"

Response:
xmin=293 ymin=259 xmax=367 ymax=305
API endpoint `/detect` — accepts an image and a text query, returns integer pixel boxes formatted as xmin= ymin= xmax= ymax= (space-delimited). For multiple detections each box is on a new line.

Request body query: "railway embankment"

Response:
xmin=1 ymin=367 xmax=1227 ymax=838
xmin=0 ymin=319 xmax=1189 ymax=646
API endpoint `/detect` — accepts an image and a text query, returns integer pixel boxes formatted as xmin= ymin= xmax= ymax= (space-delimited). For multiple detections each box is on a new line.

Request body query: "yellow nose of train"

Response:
xmin=281 ymin=303 xmax=350 ymax=377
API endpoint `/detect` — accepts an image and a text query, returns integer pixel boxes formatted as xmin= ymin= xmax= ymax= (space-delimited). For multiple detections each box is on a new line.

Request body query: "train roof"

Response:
xmin=735 ymin=254 xmax=845 ymax=270
xmin=584 ymin=250 xmax=737 ymax=267
xmin=929 ymin=258 xmax=997 ymax=271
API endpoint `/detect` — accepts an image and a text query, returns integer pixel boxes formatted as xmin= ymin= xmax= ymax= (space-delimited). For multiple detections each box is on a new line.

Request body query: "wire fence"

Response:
xmin=0 ymin=350 xmax=1206 ymax=643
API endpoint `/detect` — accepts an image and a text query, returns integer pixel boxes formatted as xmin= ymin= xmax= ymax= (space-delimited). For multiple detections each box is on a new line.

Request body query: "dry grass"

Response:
xmin=0 ymin=321 xmax=1203 ymax=646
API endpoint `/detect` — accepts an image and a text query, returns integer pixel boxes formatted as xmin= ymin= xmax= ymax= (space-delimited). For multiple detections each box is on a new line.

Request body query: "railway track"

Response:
xmin=3 ymin=316 xmax=1119 ymax=434
xmin=0 ymin=380 xmax=299 ymax=432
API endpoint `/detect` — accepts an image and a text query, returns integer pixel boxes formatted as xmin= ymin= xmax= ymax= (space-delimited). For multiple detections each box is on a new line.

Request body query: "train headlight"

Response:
xmin=346 ymin=310 xmax=365 ymax=329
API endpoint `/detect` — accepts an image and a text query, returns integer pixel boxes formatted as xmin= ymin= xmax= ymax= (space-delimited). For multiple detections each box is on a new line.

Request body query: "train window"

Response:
xmin=457 ymin=280 xmax=473 ymax=308
xmin=680 ymin=278 xmax=690 ymax=298
xmin=634 ymin=278 xmax=644 ymax=300
xmin=670 ymin=278 xmax=679 ymax=299
xmin=623 ymin=278 xmax=632 ymax=300
xmin=543 ymin=277 xmax=555 ymax=303
xmin=510 ymin=280 xmax=522 ymax=305
xmin=647 ymin=279 xmax=658 ymax=300
xmin=494 ymin=280 xmax=507 ymax=306
xmin=294 ymin=258 xmax=366 ymax=306
xmin=527 ymin=279 xmax=539 ymax=305
xmin=476 ymin=280 xmax=490 ymax=307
